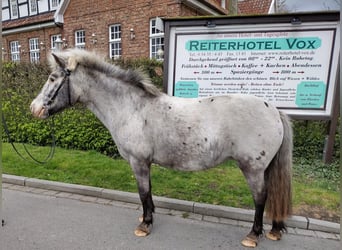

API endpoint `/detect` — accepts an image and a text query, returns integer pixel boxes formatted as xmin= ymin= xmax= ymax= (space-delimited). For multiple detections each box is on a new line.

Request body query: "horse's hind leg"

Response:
xmin=266 ymin=220 xmax=286 ymax=241
xmin=239 ymin=165 xmax=267 ymax=248
xmin=130 ymin=158 xmax=155 ymax=237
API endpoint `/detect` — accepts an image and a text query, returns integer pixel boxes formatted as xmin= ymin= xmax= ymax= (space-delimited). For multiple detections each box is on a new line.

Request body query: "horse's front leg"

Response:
xmin=130 ymin=158 xmax=155 ymax=237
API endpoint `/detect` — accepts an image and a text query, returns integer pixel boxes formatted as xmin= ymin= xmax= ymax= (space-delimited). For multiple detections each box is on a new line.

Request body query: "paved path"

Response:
xmin=2 ymin=183 xmax=340 ymax=250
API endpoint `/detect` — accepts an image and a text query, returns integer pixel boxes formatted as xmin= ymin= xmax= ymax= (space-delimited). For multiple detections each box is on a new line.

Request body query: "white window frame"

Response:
xmin=10 ymin=41 xmax=20 ymax=62
xmin=75 ymin=30 xmax=86 ymax=49
xmin=10 ymin=0 xmax=19 ymax=18
xmin=150 ymin=18 xmax=164 ymax=60
xmin=109 ymin=24 xmax=122 ymax=59
xmin=29 ymin=0 xmax=38 ymax=14
xmin=51 ymin=34 xmax=62 ymax=51
xmin=29 ymin=38 xmax=40 ymax=63
xmin=50 ymin=0 xmax=59 ymax=10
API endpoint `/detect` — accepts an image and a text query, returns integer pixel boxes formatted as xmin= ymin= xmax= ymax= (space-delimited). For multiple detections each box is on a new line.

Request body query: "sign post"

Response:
xmin=323 ymin=71 xmax=340 ymax=164
xmin=163 ymin=12 xmax=340 ymax=162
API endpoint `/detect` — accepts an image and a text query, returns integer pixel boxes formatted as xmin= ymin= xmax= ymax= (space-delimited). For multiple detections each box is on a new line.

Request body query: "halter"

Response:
xmin=43 ymin=68 xmax=72 ymax=110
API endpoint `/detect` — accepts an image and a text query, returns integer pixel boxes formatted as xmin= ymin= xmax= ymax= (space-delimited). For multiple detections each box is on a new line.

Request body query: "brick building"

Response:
xmin=2 ymin=0 xmax=275 ymax=62
xmin=2 ymin=0 xmax=232 ymax=62
xmin=238 ymin=0 xmax=273 ymax=14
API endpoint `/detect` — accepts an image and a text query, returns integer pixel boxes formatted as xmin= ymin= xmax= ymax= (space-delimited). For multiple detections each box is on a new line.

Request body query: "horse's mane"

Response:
xmin=49 ymin=49 xmax=161 ymax=97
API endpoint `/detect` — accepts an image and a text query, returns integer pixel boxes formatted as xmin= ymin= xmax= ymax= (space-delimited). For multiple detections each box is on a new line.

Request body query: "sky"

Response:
xmin=282 ymin=0 xmax=340 ymax=12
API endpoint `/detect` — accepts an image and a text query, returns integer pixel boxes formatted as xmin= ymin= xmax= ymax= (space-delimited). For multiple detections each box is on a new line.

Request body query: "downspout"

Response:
xmin=54 ymin=0 xmax=70 ymax=25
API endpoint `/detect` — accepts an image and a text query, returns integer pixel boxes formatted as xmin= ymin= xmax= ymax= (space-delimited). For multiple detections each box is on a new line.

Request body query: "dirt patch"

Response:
xmin=293 ymin=205 xmax=340 ymax=223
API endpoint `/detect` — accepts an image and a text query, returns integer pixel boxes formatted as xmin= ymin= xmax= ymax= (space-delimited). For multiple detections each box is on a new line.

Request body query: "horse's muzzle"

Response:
xmin=30 ymin=102 xmax=49 ymax=119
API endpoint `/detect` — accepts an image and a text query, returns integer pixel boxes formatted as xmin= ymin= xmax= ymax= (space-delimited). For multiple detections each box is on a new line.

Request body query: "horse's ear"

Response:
xmin=52 ymin=53 xmax=66 ymax=68
xmin=67 ymin=56 xmax=78 ymax=72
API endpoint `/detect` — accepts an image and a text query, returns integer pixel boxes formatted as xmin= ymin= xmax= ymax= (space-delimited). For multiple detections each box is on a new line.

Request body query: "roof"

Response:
xmin=2 ymin=12 xmax=55 ymax=30
xmin=238 ymin=0 xmax=273 ymax=14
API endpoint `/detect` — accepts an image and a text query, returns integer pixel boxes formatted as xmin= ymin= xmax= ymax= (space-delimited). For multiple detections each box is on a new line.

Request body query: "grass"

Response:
xmin=2 ymin=143 xmax=340 ymax=220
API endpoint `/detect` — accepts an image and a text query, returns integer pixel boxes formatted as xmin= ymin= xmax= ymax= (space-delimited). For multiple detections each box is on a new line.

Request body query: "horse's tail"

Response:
xmin=265 ymin=111 xmax=293 ymax=222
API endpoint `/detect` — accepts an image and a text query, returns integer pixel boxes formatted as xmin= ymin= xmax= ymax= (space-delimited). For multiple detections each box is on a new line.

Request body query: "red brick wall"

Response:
xmin=3 ymin=26 xmax=62 ymax=62
xmin=61 ymin=0 xmax=204 ymax=59
xmin=238 ymin=0 xmax=272 ymax=14
xmin=2 ymin=0 xmax=228 ymax=62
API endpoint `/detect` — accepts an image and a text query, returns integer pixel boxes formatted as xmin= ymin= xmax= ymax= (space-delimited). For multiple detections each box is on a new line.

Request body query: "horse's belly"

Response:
xmin=152 ymin=143 xmax=233 ymax=171
xmin=154 ymin=128 xmax=281 ymax=172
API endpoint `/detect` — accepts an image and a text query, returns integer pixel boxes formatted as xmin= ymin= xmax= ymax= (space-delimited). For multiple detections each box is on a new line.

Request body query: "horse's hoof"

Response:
xmin=134 ymin=228 xmax=149 ymax=237
xmin=134 ymin=222 xmax=152 ymax=237
xmin=241 ymin=236 xmax=258 ymax=248
xmin=266 ymin=231 xmax=282 ymax=241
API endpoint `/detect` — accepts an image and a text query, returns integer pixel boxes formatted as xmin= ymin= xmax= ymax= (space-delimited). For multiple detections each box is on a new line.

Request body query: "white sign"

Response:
xmin=165 ymin=15 xmax=340 ymax=118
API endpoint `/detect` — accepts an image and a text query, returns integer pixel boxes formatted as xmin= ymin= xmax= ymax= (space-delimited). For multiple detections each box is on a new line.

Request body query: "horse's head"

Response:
xmin=30 ymin=53 xmax=78 ymax=119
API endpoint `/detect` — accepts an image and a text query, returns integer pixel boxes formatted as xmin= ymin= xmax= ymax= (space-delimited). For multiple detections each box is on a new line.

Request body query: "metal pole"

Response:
xmin=323 ymin=66 xmax=340 ymax=164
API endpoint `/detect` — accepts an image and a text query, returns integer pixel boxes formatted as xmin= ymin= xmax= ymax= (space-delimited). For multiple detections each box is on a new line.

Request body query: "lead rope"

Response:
xmin=2 ymin=68 xmax=71 ymax=165
xmin=2 ymin=112 xmax=56 ymax=164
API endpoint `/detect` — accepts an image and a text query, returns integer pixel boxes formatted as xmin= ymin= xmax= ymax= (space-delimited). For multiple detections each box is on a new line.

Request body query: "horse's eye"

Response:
xmin=50 ymin=78 xmax=55 ymax=82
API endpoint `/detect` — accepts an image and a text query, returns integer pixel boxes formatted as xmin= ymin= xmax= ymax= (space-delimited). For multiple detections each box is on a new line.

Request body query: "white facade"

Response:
xmin=2 ymin=0 xmax=60 ymax=21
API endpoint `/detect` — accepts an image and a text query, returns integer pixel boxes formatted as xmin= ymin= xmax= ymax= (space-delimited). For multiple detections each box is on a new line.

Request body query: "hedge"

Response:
xmin=2 ymin=60 xmax=340 ymax=161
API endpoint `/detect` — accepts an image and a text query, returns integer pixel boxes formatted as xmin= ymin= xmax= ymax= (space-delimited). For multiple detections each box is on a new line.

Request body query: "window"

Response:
xmin=30 ymin=0 xmax=38 ymax=14
xmin=51 ymin=0 xmax=59 ymax=9
xmin=150 ymin=18 xmax=164 ymax=60
xmin=75 ymin=30 xmax=85 ymax=49
xmin=10 ymin=41 xmax=20 ymax=62
xmin=29 ymin=38 xmax=40 ymax=63
xmin=109 ymin=24 xmax=122 ymax=59
xmin=10 ymin=0 xmax=18 ymax=18
xmin=51 ymin=34 xmax=62 ymax=51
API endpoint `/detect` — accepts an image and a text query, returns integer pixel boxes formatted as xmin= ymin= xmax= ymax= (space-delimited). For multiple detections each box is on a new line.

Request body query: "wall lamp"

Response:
xmin=40 ymin=41 xmax=45 ymax=50
xmin=91 ymin=33 xmax=97 ymax=44
xmin=18 ymin=44 xmax=25 ymax=53
xmin=130 ymin=28 xmax=135 ymax=40
xmin=55 ymin=38 xmax=68 ymax=50
xmin=62 ymin=38 xmax=68 ymax=48
xmin=157 ymin=48 xmax=164 ymax=59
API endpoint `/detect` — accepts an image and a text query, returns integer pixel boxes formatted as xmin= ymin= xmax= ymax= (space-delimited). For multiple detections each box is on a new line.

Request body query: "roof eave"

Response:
xmin=2 ymin=21 xmax=56 ymax=35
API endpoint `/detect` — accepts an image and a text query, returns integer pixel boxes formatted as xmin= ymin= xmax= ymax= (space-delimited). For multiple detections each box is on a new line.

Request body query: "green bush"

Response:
xmin=2 ymin=60 xmax=340 ymax=161
xmin=292 ymin=119 xmax=340 ymax=160
xmin=2 ymin=59 xmax=162 ymax=158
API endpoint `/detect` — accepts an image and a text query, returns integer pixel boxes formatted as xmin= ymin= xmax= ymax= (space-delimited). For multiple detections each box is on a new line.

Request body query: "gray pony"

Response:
xmin=31 ymin=49 xmax=292 ymax=248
